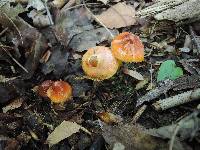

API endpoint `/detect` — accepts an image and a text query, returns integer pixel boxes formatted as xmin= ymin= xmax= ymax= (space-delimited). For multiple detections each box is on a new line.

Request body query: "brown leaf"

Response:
xmin=102 ymin=123 xmax=166 ymax=150
xmin=46 ymin=121 xmax=91 ymax=146
xmin=2 ymin=98 xmax=24 ymax=113
xmin=96 ymin=2 xmax=136 ymax=29
xmin=123 ymin=68 xmax=144 ymax=80
xmin=96 ymin=112 xmax=123 ymax=124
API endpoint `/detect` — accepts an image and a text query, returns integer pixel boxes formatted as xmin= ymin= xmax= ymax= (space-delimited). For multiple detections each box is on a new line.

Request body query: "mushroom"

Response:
xmin=111 ymin=32 xmax=144 ymax=62
xmin=47 ymin=81 xmax=72 ymax=103
xmin=82 ymin=46 xmax=120 ymax=80
xmin=38 ymin=80 xmax=54 ymax=97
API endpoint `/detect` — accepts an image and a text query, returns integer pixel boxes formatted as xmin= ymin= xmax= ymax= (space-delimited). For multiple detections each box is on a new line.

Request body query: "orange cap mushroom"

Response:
xmin=111 ymin=32 xmax=144 ymax=62
xmin=82 ymin=46 xmax=119 ymax=80
xmin=47 ymin=81 xmax=72 ymax=103
xmin=38 ymin=80 xmax=54 ymax=97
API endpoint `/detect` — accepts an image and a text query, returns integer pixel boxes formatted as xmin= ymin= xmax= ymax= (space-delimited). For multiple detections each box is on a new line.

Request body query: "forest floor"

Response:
xmin=0 ymin=0 xmax=200 ymax=150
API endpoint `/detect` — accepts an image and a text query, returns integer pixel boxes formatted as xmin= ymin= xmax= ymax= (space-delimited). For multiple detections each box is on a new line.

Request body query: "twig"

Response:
xmin=61 ymin=0 xmax=76 ymax=10
xmin=136 ymin=79 xmax=174 ymax=106
xmin=189 ymin=26 xmax=200 ymax=53
xmin=0 ymin=27 xmax=8 ymax=36
xmin=0 ymin=44 xmax=28 ymax=73
xmin=83 ymin=0 xmax=114 ymax=38
xmin=0 ymin=44 xmax=14 ymax=50
xmin=169 ymin=110 xmax=200 ymax=150
xmin=132 ymin=104 xmax=147 ymax=123
xmin=0 ymin=75 xmax=19 ymax=83
xmin=169 ymin=123 xmax=181 ymax=150
xmin=43 ymin=1 xmax=54 ymax=25
xmin=1 ymin=12 xmax=23 ymax=44
xmin=150 ymin=63 xmax=153 ymax=90
xmin=153 ymin=88 xmax=200 ymax=111
xmin=64 ymin=3 xmax=99 ymax=10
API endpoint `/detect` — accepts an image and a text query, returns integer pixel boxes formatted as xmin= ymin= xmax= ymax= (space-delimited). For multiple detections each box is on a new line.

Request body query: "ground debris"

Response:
xmin=96 ymin=2 xmax=136 ymax=29
xmin=46 ymin=120 xmax=91 ymax=146
xmin=137 ymin=75 xmax=200 ymax=106
xmin=102 ymin=123 xmax=168 ymax=150
xmin=138 ymin=0 xmax=200 ymax=24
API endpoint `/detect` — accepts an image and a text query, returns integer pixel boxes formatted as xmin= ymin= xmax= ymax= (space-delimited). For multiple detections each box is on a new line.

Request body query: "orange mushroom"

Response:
xmin=38 ymin=80 xmax=53 ymax=97
xmin=82 ymin=46 xmax=120 ymax=80
xmin=111 ymin=32 xmax=144 ymax=62
xmin=47 ymin=81 xmax=72 ymax=103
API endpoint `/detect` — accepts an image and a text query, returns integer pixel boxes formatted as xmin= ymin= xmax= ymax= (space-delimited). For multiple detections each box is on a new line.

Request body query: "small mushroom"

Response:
xmin=38 ymin=80 xmax=54 ymax=97
xmin=111 ymin=32 xmax=144 ymax=62
xmin=47 ymin=81 xmax=72 ymax=103
xmin=82 ymin=46 xmax=120 ymax=80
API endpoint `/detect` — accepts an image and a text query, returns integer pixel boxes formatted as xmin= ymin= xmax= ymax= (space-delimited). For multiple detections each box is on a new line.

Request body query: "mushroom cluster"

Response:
xmin=38 ymin=80 xmax=72 ymax=104
xmin=82 ymin=32 xmax=144 ymax=80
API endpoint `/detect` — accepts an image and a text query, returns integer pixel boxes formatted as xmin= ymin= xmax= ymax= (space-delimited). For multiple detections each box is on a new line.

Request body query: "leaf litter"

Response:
xmin=0 ymin=0 xmax=200 ymax=149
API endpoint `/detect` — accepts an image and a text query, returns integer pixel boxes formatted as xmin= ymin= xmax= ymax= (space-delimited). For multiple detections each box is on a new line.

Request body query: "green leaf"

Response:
xmin=157 ymin=60 xmax=183 ymax=82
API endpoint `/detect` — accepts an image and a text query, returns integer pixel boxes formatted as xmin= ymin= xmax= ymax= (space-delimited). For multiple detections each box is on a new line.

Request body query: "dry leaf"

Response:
xmin=96 ymin=112 xmax=123 ymax=124
xmin=97 ymin=0 xmax=109 ymax=5
xmin=135 ymin=78 xmax=149 ymax=90
xmin=96 ymin=2 xmax=136 ymax=29
xmin=102 ymin=123 xmax=166 ymax=150
xmin=69 ymin=27 xmax=118 ymax=52
xmin=46 ymin=121 xmax=91 ymax=146
xmin=27 ymin=0 xmax=45 ymax=11
xmin=2 ymin=98 xmax=24 ymax=113
xmin=28 ymin=10 xmax=50 ymax=27
xmin=51 ymin=0 xmax=68 ymax=8
xmin=123 ymin=68 xmax=144 ymax=80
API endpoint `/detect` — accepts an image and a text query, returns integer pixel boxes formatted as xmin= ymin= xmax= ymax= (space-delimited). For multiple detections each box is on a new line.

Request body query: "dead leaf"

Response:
xmin=22 ymin=30 xmax=48 ymax=79
xmin=102 ymin=123 xmax=166 ymax=150
xmin=148 ymin=110 xmax=200 ymax=150
xmin=96 ymin=2 xmax=136 ymax=29
xmin=26 ymin=0 xmax=45 ymax=11
xmin=2 ymin=98 xmax=23 ymax=113
xmin=96 ymin=112 xmax=123 ymax=124
xmin=28 ymin=10 xmax=50 ymax=27
xmin=97 ymin=0 xmax=109 ymax=5
xmin=46 ymin=121 xmax=91 ymax=146
xmin=51 ymin=0 xmax=68 ymax=8
xmin=53 ymin=7 xmax=93 ymax=46
xmin=123 ymin=68 xmax=144 ymax=80
xmin=40 ymin=50 xmax=51 ymax=63
xmin=69 ymin=27 xmax=118 ymax=52
xmin=135 ymin=78 xmax=149 ymax=90
xmin=41 ymin=45 xmax=69 ymax=76
xmin=0 ymin=2 xmax=27 ymax=32
xmin=0 ymin=75 xmax=18 ymax=83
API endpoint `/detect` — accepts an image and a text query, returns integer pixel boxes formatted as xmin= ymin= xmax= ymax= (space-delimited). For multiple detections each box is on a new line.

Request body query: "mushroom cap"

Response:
xmin=47 ymin=81 xmax=72 ymax=103
xmin=38 ymin=80 xmax=54 ymax=97
xmin=111 ymin=32 xmax=144 ymax=62
xmin=82 ymin=46 xmax=120 ymax=80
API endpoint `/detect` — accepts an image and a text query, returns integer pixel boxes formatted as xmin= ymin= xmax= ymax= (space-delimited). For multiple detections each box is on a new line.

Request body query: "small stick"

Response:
xmin=0 ymin=45 xmax=28 ymax=73
xmin=1 ymin=12 xmax=23 ymax=44
xmin=0 ymin=27 xmax=8 ymax=36
xmin=43 ymin=0 xmax=54 ymax=25
xmin=137 ymin=79 xmax=174 ymax=106
xmin=153 ymin=88 xmax=200 ymax=111
xmin=62 ymin=3 xmax=100 ymax=11
xmin=150 ymin=63 xmax=153 ymax=89
xmin=132 ymin=104 xmax=147 ymax=123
